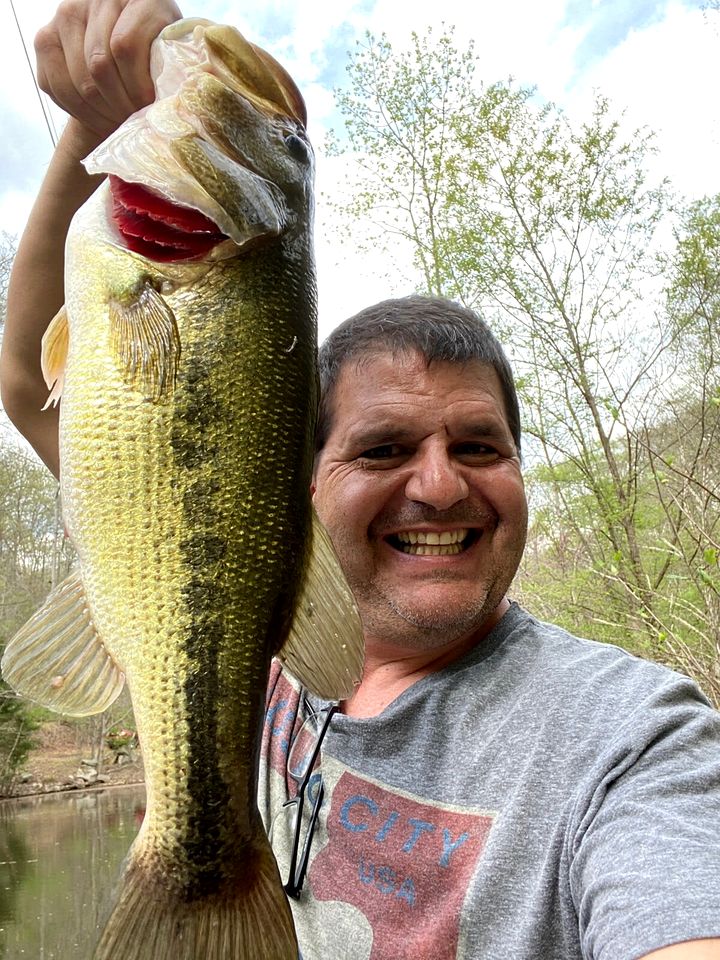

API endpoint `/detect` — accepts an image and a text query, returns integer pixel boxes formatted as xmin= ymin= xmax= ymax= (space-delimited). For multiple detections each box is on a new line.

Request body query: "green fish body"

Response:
xmin=2 ymin=19 xmax=363 ymax=960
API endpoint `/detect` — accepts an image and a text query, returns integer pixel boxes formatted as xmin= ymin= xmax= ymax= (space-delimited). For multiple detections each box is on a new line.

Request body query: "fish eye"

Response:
xmin=284 ymin=134 xmax=310 ymax=163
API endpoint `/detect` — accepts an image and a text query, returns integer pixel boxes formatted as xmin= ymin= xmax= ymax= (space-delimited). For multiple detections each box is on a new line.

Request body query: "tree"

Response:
xmin=0 ymin=232 xmax=15 ymax=330
xmin=443 ymin=87 xmax=676 ymax=646
xmin=0 ymin=441 xmax=74 ymax=793
xmin=630 ymin=195 xmax=720 ymax=700
xmin=329 ymin=27 xmax=719 ymax=701
xmin=327 ymin=27 xmax=476 ymax=295
xmin=0 ymin=236 xmax=77 ymax=791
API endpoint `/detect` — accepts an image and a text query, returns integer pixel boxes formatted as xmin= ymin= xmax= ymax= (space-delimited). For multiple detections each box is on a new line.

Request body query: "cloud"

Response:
xmin=563 ymin=2 xmax=720 ymax=199
xmin=562 ymin=0 xmax=668 ymax=68
xmin=0 ymin=109 xmax=56 ymax=191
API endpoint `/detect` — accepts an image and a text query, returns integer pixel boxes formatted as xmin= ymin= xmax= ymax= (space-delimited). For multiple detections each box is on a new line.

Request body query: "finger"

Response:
xmin=35 ymin=0 xmax=183 ymax=142
xmin=35 ymin=14 xmax=116 ymax=141
xmin=81 ymin=0 xmax=142 ymax=123
xmin=109 ymin=0 xmax=183 ymax=110
xmin=35 ymin=3 xmax=124 ymax=140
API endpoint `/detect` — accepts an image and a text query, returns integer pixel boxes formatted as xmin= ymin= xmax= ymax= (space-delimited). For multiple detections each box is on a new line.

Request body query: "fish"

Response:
xmin=1 ymin=18 xmax=364 ymax=960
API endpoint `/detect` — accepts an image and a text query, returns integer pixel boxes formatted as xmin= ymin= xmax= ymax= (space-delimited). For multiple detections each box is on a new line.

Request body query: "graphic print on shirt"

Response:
xmin=310 ymin=769 xmax=495 ymax=959
xmin=261 ymin=667 xmax=497 ymax=960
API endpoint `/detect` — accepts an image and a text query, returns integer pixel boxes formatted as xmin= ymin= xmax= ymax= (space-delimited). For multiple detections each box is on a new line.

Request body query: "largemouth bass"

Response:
xmin=2 ymin=19 xmax=363 ymax=960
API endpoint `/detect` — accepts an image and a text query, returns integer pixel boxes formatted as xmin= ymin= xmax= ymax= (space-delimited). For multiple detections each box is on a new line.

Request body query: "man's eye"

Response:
xmin=454 ymin=442 xmax=498 ymax=460
xmin=360 ymin=444 xmax=403 ymax=461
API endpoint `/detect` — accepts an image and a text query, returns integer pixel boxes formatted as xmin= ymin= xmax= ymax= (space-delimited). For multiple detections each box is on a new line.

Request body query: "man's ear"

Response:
xmin=310 ymin=481 xmax=316 ymax=498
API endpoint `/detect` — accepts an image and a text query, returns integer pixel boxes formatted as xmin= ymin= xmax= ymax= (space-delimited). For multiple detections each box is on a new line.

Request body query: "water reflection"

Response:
xmin=0 ymin=784 xmax=145 ymax=959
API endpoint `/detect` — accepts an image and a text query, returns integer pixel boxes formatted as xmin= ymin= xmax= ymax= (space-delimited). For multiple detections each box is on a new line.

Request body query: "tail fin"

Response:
xmin=93 ymin=836 xmax=298 ymax=960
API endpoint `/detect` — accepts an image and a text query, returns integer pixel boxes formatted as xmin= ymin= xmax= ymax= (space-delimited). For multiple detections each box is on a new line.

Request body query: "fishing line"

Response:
xmin=8 ymin=0 xmax=59 ymax=147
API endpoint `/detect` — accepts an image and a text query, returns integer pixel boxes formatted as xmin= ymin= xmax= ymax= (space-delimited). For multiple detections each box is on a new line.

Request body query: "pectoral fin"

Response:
xmin=1 ymin=570 xmax=125 ymax=717
xmin=278 ymin=509 xmax=364 ymax=700
xmin=109 ymin=280 xmax=180 ymax=402
xmin=41 ymin=305 xmax=69 ymax=409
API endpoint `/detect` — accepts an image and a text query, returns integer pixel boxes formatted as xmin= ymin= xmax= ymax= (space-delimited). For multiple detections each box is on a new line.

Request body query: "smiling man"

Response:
xmin=1 ymin=2 xmax=720 ymax=959
xmin=310 ymin=299 xmax=528 ymax=718
xmin=258 ymin=297 xmax=720 ymax=959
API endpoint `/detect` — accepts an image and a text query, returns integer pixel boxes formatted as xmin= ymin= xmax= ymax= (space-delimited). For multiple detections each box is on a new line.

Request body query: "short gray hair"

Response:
xmin=316 ymin=295 xmax=521 ymax=453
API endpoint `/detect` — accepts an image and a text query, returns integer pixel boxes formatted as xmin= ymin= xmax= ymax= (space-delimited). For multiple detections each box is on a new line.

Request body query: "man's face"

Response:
xmin=312 ymin=349 xmax=528 ymax=651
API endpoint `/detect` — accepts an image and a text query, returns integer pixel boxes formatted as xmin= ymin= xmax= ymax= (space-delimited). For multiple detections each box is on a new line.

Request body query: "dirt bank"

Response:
xmin=8 ymin=721 xmax=145 ymax=798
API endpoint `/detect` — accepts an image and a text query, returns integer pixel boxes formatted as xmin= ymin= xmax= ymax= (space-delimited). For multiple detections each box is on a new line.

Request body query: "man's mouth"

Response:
xmin=386 ymin=529 xmax=479 ymax=556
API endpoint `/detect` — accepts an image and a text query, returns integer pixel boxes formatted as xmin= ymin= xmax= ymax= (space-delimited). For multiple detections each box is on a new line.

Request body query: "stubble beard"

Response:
xmin=357 ymin=576 xmax=508 ymax=652
xmin=340 ymin=503 xmax=528 ymax=652
xmin=354 ymin=523 xmax=527 ymax=651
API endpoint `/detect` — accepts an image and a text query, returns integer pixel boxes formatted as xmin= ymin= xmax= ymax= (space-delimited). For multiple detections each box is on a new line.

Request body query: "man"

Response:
xmin=1 ymin=3 xmax=719 ymax=958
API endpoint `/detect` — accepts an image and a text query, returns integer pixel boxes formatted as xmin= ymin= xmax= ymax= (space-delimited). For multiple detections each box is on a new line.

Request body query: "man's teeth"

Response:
xmin=395 ymin=529 xmax=470 ymax=555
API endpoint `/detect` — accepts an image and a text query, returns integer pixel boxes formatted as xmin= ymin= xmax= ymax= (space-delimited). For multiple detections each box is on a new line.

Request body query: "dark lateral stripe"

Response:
xmin=167 ymin=242 xmax=318 ymax=897
xmin=171 ymin=344 xmax=230 ymax=896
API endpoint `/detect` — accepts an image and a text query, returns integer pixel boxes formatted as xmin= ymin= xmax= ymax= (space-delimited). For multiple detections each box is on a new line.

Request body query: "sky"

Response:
xmin=0 ymin=0 xmax=718 ymax=345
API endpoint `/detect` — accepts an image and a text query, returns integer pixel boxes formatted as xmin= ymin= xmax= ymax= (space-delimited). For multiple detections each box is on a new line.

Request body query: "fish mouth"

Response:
xmin=87 ymin=20 xmax=312 ymax=256
xmin=109 ymin=175 xmax=228 ymax=262
xmin=385 ymin=528 xmax=481 ymax=557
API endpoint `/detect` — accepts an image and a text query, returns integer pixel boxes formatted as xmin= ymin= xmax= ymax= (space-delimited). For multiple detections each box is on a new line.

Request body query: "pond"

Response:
xmin=0 ymin=784 xmax=145 ymax=959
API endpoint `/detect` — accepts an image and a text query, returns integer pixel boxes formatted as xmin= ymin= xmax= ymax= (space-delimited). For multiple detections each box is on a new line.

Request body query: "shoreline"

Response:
xmin=0 ymin=776 xmax=146 ymax=803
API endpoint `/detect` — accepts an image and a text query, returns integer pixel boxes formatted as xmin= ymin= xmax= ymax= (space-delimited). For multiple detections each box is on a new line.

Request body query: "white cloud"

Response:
xmin=0 ymin=189 xmax=39 ymax=241
xmin=562 ymin=3 xmax=720 ymax=199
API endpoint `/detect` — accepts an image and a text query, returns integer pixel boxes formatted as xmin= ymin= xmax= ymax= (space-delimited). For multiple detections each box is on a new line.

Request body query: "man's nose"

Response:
xmin=404 ymin=449 xmax=469 ymax=510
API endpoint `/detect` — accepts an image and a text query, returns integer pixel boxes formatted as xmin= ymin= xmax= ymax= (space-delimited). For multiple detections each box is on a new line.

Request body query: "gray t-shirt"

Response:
xmin=259 ymin=603 xmax=720 ymax=959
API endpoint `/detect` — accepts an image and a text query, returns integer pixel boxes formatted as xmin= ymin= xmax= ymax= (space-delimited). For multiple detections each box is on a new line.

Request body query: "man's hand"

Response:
xmin=35 ymin=0 xmax=183 ymax=142
xmin=0 ymin=0 xmax=182 ymax=476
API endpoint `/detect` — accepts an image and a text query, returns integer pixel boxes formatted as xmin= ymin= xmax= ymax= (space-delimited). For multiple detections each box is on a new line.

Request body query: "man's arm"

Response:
xmin=0 ymin=0 xmax=182 ymax=477
xmin=642 ymin=941 xmax=720 ymax=959
xmin=0 ymin=122 xmax=101 ymax=477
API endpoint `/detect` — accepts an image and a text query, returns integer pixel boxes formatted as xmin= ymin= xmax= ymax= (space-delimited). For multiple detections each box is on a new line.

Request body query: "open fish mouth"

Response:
xmin=385 ymin=528 xmax=481 ymax=556
xmin=85 ymin=18 xmax=312 ymax=256
xmin=109 ymin=175 xmax=228 ymax=261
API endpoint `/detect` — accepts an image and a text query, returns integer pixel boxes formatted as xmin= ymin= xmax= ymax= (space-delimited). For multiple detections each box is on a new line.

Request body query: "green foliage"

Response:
xmin=327 ymin=26 xmax=477 ymax=295
xmin=0 ymin=443 xmax=72 ymax=645
xmin=663 ymin=194 xmax=720 ymax=383
xmin=0 ymin=688 xmax=39 ymax=796
xmin=0 ymin=442 xmax=74 ymax=793
xmin=519 ymin=384 xmax=720 ymax=699
xmin=106 ymin=727 xmax=138 ymax=753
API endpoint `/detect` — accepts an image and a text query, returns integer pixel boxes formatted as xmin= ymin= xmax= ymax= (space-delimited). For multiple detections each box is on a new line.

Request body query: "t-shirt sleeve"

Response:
xmin=568 ymin=674 xmax=720 ymax=960
xmin=258 ymin=660 xmax=304 ymax=828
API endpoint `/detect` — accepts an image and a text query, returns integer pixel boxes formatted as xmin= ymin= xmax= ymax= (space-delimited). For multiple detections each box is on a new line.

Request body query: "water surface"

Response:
xmin=0 ymin=784 xmax=145 ymax=958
